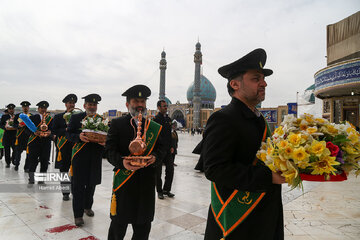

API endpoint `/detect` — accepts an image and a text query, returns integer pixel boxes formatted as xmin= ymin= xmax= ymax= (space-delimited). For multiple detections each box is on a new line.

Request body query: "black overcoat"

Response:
xmin=202 ymin=97 xmax=284 ymax=240
xmin=52 ymin=111 xmax=74 ymax=169
xmin=66 ymin=112 xmax=104 ymax=186
xmin=27 ymin=114 xmax=53 ymax=148
xmin=13 ymin=113 xmax=32 ymax=150
xmin=106 ymin=114 xmax=163 ymax=224
xmin=0 ymin=114 xmax=16 ymax=147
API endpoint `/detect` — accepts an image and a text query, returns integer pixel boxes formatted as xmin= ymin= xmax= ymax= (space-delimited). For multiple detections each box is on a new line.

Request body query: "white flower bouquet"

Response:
xmin=81 ymin=114 xmax=109 ymax=143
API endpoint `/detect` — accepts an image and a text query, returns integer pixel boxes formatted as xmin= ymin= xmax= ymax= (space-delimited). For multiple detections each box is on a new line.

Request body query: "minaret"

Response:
xmin=193 ymin=42 xmax=202 ymax=129
xmin=159 ymin=50 xmax=167 ymax=100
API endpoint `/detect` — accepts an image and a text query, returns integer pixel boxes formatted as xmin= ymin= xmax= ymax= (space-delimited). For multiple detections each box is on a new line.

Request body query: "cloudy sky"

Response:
xmin=0 ymin=0 xmax=359 ymax=114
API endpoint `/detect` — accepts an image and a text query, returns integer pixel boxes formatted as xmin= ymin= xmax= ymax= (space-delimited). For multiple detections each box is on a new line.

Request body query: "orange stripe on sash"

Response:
xmin=113 ymin=169 xmax=136 ymax=192
xmin=213 ymin=182 xmax=224 ymax=205
xmin=216 ymin=190 xmax=238 ymax=219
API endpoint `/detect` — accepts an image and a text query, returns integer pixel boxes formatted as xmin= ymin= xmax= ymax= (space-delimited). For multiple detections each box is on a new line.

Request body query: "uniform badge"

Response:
xmin=259 ymin=61 xmax=263 ymax=68
xmin=139 ymin=92 xmax=142 ymax=97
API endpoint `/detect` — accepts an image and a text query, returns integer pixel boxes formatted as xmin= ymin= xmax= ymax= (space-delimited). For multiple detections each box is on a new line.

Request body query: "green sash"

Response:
xmin=56 ymin=136 xmax=68 ymax=162
xmin=0 ymin=128 xmax=4 ymax=148
xmin=110 ymin=119 xmax=162 ymax=216
xmin=211 ymin=118 xmax=272 ymax=239
xmin=27 ymin=115 xmax=53 ymax=145
xmin=15 ymin=128 xmax=25 ymax=146
xmin=69 ymin=142 xmax=87 ymax=176
xmin=26 ymin=115 xmax=53 ymax=154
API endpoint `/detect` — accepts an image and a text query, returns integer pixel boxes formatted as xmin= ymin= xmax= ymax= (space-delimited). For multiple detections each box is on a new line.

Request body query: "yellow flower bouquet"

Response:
xmin=256 ymin=113 xmax=360 ymax=189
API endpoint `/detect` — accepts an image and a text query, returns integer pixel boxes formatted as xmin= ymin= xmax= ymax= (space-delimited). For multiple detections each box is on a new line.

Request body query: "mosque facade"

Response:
xmin=159 ymin=42 xmax=217 ymax=129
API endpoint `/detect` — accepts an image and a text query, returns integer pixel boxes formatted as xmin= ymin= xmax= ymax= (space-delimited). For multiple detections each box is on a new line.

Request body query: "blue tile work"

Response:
xmin=315 ymin=59 xmax=360 ymax=92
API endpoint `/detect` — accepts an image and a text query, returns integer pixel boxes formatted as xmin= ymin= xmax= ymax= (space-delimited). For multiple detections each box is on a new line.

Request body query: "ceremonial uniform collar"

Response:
xmin=230 ymin=97 xmax=261 ymax=119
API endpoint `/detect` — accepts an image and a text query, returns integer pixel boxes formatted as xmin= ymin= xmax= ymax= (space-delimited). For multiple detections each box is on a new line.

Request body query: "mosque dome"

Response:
xmin=164 ymin=96 xmax=172 ymax=106
xmin=187 ymin=75 xmax=216 ymax=107
xmin=304 ymin=84 xmax=315 ymax=104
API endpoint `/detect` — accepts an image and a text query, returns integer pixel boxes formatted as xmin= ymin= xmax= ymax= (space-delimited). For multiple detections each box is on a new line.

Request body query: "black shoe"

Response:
xmin=75 ymin=217 xmax=84 ymax=226
xmin=14 ymin=166 xmax=19 ymax=171
xmin=28 ymin=180 xmax=34 ymax=184
xmin=63 ymin=195 xmax=70 ymax=201
xmin=84 ymin=209 xmax=94 ymax=217
xmin=24 ymin=169 xmax=29 ymax=173
xmin=158 ymin=192 xmax=164 ymax=199
xmin=5 ymin=164 xmax=10 ymax=168
xmin=163 ymin=191 xmax=175 ymax=198
xmin=38 ymin=181 xmax=45 ymax=184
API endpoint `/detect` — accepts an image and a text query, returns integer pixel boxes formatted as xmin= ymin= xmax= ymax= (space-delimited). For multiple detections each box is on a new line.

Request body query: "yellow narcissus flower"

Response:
xmin=274 ymin=157 xmax=287 ymax=172
xmin=257 ymin=151 xmax=267 ymax=162
xmin=283 ymin=146 xmax=293 ymax=158
xmin=288 ymin=133 xmax=302 ymax=146
xmin=277 ymin=140 xmax=289 ymax=149
xmin=292 ymin=147 xmax=310 ymax=169
xmin=310 ymin=155 xmax=340 ymax=175
xmin=307 ymin=126 xmax=318 ymax=135
xmin=309 ymin=140 xmax=327 ymax=157
xmin=304 ymin=113 xmax=315 ymax=124
xmin=315 ymin=118 xmax=326 ymax=124
xmin=274 ymin=126 xmax=285 ymax=137
xmin=299 ymin=120 xmax=308 ymax=131
xmin=324 ymin=124 xmax=339 ymax=136
xmin=282 ymin=161 xmax=298 ymax=185
xmin=342 ymin=143 xmax=360 ymax=155
xmin=348 ymin=133 xmax=359 ymax=144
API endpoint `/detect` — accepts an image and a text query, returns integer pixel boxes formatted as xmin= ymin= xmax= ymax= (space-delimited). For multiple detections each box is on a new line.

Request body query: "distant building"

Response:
xmin=314 ymin=11 xmax=360 ymax=128
xmin=159 ymin=42 xmax=217 ymax=129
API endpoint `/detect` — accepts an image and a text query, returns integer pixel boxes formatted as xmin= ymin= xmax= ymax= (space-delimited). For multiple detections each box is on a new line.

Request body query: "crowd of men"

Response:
xmin=0 ymin=48 xmax=287 ymax=240
xmin=0 ymin=85 xmax=179 ymax=239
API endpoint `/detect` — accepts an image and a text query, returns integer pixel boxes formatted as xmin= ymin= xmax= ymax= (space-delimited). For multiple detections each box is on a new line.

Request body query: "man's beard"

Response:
xmin=129 ymin=106 xmax=147 ymax=117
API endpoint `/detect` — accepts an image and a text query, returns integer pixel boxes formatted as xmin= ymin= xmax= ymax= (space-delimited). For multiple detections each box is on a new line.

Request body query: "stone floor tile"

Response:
xmin=167 ymin=213 xmax=206 ymax=229
xmin=149 ymin=222 xmax=184 ymax=240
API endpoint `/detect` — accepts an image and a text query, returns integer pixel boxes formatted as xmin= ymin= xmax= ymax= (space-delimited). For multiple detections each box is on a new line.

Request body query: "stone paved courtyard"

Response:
xmin=0 ymin=132 xmax=359 ymax=239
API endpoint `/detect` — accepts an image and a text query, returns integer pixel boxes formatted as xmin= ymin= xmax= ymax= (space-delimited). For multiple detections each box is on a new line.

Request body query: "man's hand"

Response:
xmin=170 ymin=148 xmax=174 ymax=154
xmin=98 ymin=141 xmax=105 ymax=146
xmin=272 ymin=172 xmax=286 ymax=184
xmin=123 ymin=158 xmax=143 ymax=171
xmin=34 ymin=131 xmax=40 ymax=136
xmin=80 ymin=132 xmax=90 ymax=143
xmin=145 ymin=155 xmax=156 ymax=167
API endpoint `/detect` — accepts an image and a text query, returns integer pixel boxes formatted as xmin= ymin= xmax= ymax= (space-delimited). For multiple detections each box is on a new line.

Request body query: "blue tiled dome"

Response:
xmin=164 ymin=96 xmax=172 ymax=105
xmin=187 ymin=75 xmax=216 ymax=104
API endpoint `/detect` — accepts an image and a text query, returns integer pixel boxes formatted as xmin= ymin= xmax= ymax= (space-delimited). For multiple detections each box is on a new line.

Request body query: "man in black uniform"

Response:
xmin=201 ymin=49 xmax=286 ymax=240
xmin=27 ymin=101 xmax=53 ymax=184
xmin=52 ymin=94 xmax=77 ymax=201
xmin=13 ymin=101 xmax=32 ymax=171
xmin=0 ymin=104 xmax=17 ymax=168
xmin=106 ymin=85 xmax=163 ymax=240
xmin=66 ymin=94 xmax=104 ymax=226
xmin=154 ymin=100 xmax=175 ymax=199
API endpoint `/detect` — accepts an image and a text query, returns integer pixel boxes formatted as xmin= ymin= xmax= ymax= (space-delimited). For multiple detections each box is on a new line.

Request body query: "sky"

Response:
xmin=0 ymin=0 xmax=359 ymax=114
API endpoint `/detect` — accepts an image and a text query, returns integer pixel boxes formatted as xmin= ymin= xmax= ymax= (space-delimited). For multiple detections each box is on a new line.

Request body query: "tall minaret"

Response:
xmin=193 ymin=42 xmax=202 ymax=129
xmin=159 ymin=50 xmax=167 ymax=101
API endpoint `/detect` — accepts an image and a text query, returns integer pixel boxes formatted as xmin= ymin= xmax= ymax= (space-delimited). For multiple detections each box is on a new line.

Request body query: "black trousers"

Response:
xmin=72 ymin=182 xmax=96 ymax=218
xmin=28 ymin=141 xmax=51 ymax=173
xmin=155 ymin=150 xmax=174 ymax=193
xmin=60 ymin=160 xmax=72 ymax=196
xmin=108 ymin=219 xmax=151 ymax=240
xmin=4 ymin=144 xmax=15 ymax=165
xmin=13 ymin=145 xmax=29 ymax=168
